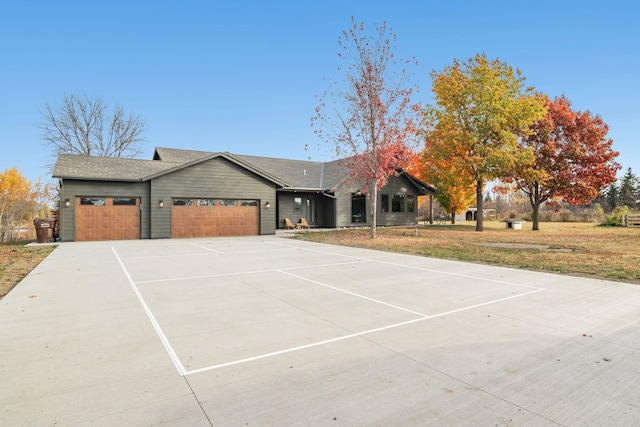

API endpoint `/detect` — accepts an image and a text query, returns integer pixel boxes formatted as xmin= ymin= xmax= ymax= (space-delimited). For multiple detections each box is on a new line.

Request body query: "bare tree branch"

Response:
xmin=39 ymin=94 xmax=145 ymax=169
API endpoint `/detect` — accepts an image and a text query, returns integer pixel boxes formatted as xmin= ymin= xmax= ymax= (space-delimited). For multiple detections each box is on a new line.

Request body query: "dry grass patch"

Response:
xmin=296 ymin=222 xmax=640 ymax=284
xmin=0 ymin=242 xmax=56 ymax=299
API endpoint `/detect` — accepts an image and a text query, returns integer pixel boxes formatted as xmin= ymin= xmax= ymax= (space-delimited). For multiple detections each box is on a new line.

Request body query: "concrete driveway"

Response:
xmin=1 ymin=236 xmax=639 ymax=426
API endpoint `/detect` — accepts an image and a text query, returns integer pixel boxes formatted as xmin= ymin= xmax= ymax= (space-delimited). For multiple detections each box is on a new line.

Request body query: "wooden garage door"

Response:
xmin=75 ymin=197 xmax=140 ymax=241
xmin=171 ymin=198 xmax=259 ymax=238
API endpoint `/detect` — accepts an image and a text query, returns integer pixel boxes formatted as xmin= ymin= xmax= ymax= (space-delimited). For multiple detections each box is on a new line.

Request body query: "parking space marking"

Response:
xmin=112 ymin=240 xmax=546 ymax=378
xmin=135 ymin=260 xmax=373 ymax=284
xmin=281 ymin=243 xmax=544 ymax=290
xmin=190 ymin=243 xmax=223 ymax=254
xmin=112 ymin=247 xmax=187 ymax=376
xmin=278 ymin=269 xmax=429 ymax=317
xmin=184 ymin=288 xmax=544 ymax=376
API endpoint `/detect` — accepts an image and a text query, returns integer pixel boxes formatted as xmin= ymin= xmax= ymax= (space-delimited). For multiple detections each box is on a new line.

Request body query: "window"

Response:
xmin=381 ymin=195 xmax=389 ymax=212
xmin=113 ymin=198 xmax=136 ymax=206
xmin=294 ymin=197 xmax=301 ymax=212
xmin=197 ymin=199 xmax=217 ymax=206
xmin=173 ymin=199 xmax=193 ymax=206
xmin=351 ymin=193 xmax=366 ymax=223
xmin=241 ymin=200 xmax=258 ymax=206
xmin=306 ymin=198 xmax=316 ymax=223
xmin=407 ymin=195 xmax=415 ymax=213
xmin=80 ymin=197 xmax=105 ymax=206
xmin=219 ymin=199 xmax=237 ymax=206
xmin=392 ymin=194 xmax=405 ymax=212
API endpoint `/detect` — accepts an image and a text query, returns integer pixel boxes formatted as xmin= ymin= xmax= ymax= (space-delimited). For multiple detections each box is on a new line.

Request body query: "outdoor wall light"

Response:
xmin=64 ymin=199 xmax=70 ymax=207
xmin=158 ymin=200 xmax=164 ymax=208
xmin=265 ymin=201 xmax=271 ymax=209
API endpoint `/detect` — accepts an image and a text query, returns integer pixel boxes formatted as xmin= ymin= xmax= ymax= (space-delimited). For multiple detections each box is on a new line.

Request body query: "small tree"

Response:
xmin=312 ymin=18 xmax=420 ymax=238
xmin=618 ymin=167 xmax=640 ymax=209
xmin=40 ymin=94 xmax=145 ymax=165
xmin=0 ymin=168 xmax=49 ymax=242
xmin=604 ymin=182 xmax=619 ymax=211
xmin=418 ymin=142 xmax=475 ymax=224
xmin=505 ymin=95 xmax=620 ymax=230
xmin=425 ymin=53 xmax=546 ymax=231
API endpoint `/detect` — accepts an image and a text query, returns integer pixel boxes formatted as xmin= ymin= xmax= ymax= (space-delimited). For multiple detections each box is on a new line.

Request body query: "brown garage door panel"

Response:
xmin=171 ymin=201 xmax=258 ymax=238
xmin=75 ymin=198 xmax=140 ymax=241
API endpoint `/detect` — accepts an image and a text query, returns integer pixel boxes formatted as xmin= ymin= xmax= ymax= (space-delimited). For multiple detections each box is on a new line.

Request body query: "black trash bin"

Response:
xmin=34 ymin=218 xmax=56 ymax=243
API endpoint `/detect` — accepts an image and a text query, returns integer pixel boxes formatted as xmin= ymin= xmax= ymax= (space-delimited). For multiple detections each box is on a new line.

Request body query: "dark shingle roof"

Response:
xmin=53 ymin=154 xmax=182 ymax=181
xmin=53 ymin=150 xmax=289 ymax=187
xmin=155 ymin=147 xmax=345 ymax=190
xmin=53 ymin=147 xmax=436 ymax=194
xmin=153 ymin=147 xmax=210 ymax=163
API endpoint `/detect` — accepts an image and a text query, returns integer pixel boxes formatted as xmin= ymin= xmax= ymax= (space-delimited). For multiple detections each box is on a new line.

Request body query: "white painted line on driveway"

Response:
xmin=135 ymin=260 xmax=373 ymax=284
xmin=278 ymin=269 xmax=429 ymax=317
xmin=184 ymin=288 xmax=544 ymax=375
xmin=190 ymin=243 xmax=223 ymax=254
xmin=112 ymin=246 xmax=187 ymax=377
xmin=283 ymin=243 xmax=543 ymax=291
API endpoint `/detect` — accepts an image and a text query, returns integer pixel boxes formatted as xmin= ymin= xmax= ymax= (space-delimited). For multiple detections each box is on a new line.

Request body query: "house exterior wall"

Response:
xmin=377 ymin=174 xmax=420 ymax=227
xmin=149 ymin=157 xmax=277 ymax=238
xmin=321 ymin=195 xmax=337 ymax=228
xmin=334 ymin=175 xmax=421 ymax=228
xmin=335 ymin=183 xmax=363 ymax=227
xmin=59 ymin=179 xmax=150 ymax=241
xmin=276 ymin=192 xmax=336 ymax=228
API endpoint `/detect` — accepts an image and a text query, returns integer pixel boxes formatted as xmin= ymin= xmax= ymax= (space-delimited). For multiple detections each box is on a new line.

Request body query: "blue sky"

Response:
xmin=2 ymin=0 xmax=638 ymax=185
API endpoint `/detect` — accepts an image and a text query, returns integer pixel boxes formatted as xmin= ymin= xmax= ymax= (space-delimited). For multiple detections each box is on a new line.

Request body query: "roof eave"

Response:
xmin=278 ymin=187 xmax=332 ymax=193
xmin=54 ymin=175 xmax=142 ymax=182
xmin=399 ymin=171 xmax=440 ymax=195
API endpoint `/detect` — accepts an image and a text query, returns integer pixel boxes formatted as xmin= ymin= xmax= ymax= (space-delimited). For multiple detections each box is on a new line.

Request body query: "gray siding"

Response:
xmin=377 ymin=175 xmax=420 ymax=226
xmin=334 ymin=175 xmax=420 ymax=228
xmin=59 ymin=179 xmax=150 ymax=241
xmin=150 ymin=157 xmax=277 ymax=238
xmin=276 ymin=192 xmax=335 ymax=228
xmin=277 ymin=193 xmax=300 ymax=228
xmin=335 ymin=183 xmax=364 ymax=227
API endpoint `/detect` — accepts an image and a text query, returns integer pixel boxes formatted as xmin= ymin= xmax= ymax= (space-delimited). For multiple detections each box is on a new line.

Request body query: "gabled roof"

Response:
xmin=400 ymin=171 xmax=439 ymax=195
xmin=53 ymin=154 xmax=182 ymax=182
xmin=153 ymin=147 xmax=210 ymax=163
xmin=53 ymin=147 xmax=437 ymax=195
xmin=53 ymin=151 xmax=288 ymax=187
xmin=155 ymin=147 xmax=346 ymax=190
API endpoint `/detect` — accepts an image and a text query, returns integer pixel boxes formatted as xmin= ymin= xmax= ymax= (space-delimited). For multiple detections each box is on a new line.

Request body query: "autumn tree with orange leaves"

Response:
xmin=0 ymin=168 xmax=54 ymax=242
xmin=425 ymin=54 xmax=546 ymax=231
xmin=501 ymin=95 xmax=620 ymax=230
xmin=312 ymin=18 xmax=420 ymax=238
xmin=418 ymin=146 xmax=476 ymax=224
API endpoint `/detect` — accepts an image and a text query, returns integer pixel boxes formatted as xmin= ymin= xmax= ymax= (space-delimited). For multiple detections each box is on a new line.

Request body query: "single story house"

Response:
xmin=52 ymin=147 xmax=437 ymax=241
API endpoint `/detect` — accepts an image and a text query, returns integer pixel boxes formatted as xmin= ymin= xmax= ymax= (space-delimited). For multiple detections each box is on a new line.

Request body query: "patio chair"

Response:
xmin=284 ymin=218 xmax=296 ymax=229
xmin=298 ymin=218 xmax=310 ymax=230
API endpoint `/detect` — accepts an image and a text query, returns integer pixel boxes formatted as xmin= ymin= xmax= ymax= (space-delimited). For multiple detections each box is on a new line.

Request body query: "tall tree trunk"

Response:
xmin=451 ymin=212 xmax=455 ymax=224
xmin=531 ymin=183 xmax=540 ymax=231
xmin=532 ymin=203 xmax=540 ymax=231
xmin=429 ymin=195 xmax=434 ymax=225
xmin=475 ymin=179 xmax=484 ymax=232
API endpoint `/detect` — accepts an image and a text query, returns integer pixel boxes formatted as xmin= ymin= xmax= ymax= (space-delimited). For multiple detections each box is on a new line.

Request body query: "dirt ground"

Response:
xmin=0 ymin=243 xmax=56 ymax=299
